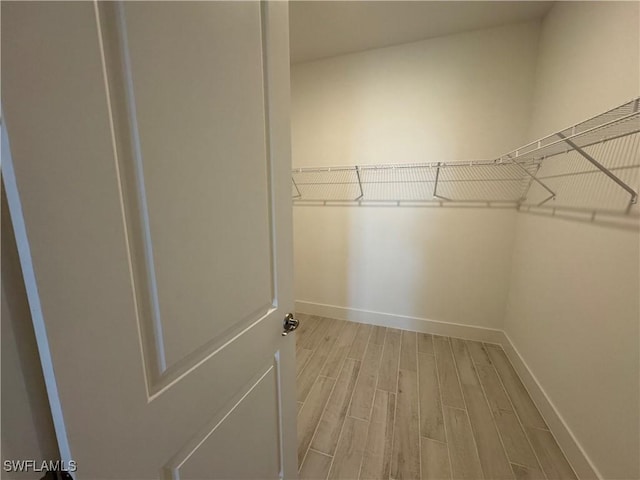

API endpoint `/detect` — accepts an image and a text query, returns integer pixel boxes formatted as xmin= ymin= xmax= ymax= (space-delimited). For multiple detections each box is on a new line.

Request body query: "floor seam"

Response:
xmin=448 ymin=337 xmax=484 ymax=479
xmin=298 ymin=319 xmax=345 ymax=472
xmin=326 ymin=324 xmax=369 ymax=478
xmin=483 ymin=343 xmax=550 ymax=480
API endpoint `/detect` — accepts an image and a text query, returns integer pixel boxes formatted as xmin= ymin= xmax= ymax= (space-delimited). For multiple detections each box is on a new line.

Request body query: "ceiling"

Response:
xmin=289 ymin=1 xmax=554 ymax=63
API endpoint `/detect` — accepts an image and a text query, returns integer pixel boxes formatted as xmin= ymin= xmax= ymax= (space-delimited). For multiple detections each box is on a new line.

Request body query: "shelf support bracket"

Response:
xmin=556 ymin=132 xmax=638 ymax=209
xmin=292 ymin=176 xmax=302 ymax=199
xmin=355 ymin=166 xmax=364 ymax=201
xmin=519 ymin=162 xmax=542 ymax=203
xmin=507 ymin=155 xmax=556 ymax=205
xmin=432 ymin=162 xmax=450 ymax=201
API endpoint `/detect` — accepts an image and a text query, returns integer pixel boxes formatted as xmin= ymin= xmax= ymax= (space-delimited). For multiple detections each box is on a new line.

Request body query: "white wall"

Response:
xmin=292 ymin=21 xmax=541 ymax=165
xmin=504 ymin=3 xmax=640 ymax=479
xmin=292 ymin=21 xmax=541 ymax=330
xmin=294 ymin=207 xmax=518 ymax=330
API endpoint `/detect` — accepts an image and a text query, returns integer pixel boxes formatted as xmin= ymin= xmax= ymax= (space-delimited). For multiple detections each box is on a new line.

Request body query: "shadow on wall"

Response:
xmin=517 ymin=206 xmax=639 ymax=231
xmin=293 ymin=139 xmax=640 ymax=327
xmin=519 ymin=132 xmax=640 ymax=231
xmin=294 ymin=175 xmax=639 ymax=330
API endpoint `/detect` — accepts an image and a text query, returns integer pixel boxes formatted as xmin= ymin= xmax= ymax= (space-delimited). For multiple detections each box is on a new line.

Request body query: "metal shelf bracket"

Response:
xmin=355 ymin=165 xmax=364 ymax=201
xmin=505 ymin=154 xmax=556 ymax=206
xmin=292 ymin=176 xmax=302 ymax=199
xmin=556 ymin=132 xmax=638 ymax=208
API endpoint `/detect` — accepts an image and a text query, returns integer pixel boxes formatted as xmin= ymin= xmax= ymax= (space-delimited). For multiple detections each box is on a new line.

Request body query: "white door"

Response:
xmin=1 ymin=1 xmax=297 ymax=479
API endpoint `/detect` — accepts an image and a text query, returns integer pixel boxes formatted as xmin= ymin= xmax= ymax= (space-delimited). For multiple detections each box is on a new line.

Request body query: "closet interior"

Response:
xmin=289 ymin=2 xmax=639 ymax=480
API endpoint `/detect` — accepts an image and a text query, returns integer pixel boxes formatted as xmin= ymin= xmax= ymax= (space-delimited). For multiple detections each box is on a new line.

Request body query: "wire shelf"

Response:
xmin=292 ymin=160 xmax=540 ymax=204
xmin=292 ymin=98 xmax=640 ymax=216
xmin=503 ymin=99 xmax=640 ymax=164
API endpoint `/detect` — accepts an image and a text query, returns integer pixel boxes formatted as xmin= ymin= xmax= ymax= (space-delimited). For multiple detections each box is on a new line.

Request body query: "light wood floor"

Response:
xmin=295 ymin=314 xmax=578 ymax=480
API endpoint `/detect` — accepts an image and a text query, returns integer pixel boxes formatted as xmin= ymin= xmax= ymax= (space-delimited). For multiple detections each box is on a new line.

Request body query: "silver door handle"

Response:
xmin=282 ymin=313 xmax=299 ymax=336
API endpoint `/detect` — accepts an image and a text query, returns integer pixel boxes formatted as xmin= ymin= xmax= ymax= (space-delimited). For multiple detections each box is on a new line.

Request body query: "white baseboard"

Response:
xmin=501 ymin=333 xmax=601 ymax=480
xmin=295 ymin=299 xmax=601 ymax=480
xmin=295 ymin=300 xmax=505 ymax=344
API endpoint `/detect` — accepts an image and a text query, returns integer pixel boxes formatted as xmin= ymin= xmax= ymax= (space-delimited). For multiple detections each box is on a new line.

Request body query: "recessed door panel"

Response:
xmin=119 ymin=2 xmax=273 ymax=372
xmin=167 ymin=364 xmax=281 ymax=480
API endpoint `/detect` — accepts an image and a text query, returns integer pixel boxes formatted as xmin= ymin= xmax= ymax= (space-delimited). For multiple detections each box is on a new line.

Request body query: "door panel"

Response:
xmin=170 ymin=364 xmax=280 ymax=480
xmin=120 ymin=2 xmax=274 ymax=370
xmin=1 ymin=1 xmax=296 ymax=478
xmin=106 ymin=0 xmax=276 ymax=383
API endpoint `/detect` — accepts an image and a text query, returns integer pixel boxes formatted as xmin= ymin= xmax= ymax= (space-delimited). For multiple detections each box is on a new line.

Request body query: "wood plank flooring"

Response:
xmin=295 ymin=314 xmax=578 ymax=480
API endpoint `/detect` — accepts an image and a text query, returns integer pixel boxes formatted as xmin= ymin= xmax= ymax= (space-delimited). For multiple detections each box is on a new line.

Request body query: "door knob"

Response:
xmin=282 ymin=313 xmax=299 ymax=336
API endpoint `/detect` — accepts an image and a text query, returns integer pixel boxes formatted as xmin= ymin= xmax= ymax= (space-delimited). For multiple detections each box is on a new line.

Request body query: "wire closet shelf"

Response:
xmin=292 ymin=98 xmax=640 ymax=217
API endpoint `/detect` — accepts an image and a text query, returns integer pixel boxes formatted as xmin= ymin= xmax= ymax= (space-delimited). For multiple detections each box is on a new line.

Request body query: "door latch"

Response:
xmin=282 ymin=313 xmax=299 ymax=336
